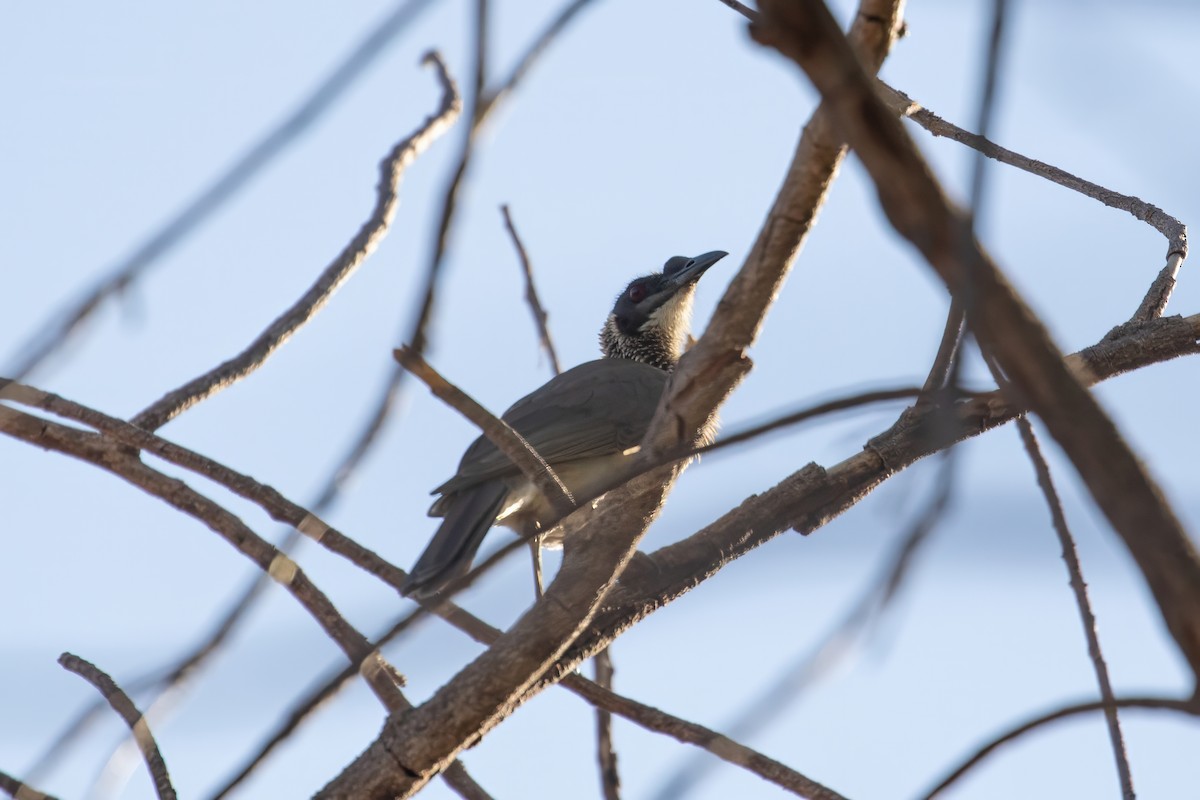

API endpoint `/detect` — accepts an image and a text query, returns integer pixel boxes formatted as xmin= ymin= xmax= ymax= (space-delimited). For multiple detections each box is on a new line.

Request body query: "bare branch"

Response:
xmin=593 ymin=648 xmax=621 ymax=800
xmin=920 ymin=695 xmax=1199 ymax=800
xmin=131 ymin=52 xmax=462 ymax=431
xmin=501 ymin=205 xmax=562 ymax=376
xmin=564 ymin=676 xmax=847 ymax=800
xmin=875 ymin=81 xmax=1188 ymax=257
xmin=874 ymin=80 xmax=1188 ymax=325
xmin=0 ymin=406 xmax=406 ymax=711
xmin=5 ymin=0 xmax=438 ymax=381
xmin=393 ymin=345 xmax=575 ymax=514
xmin=1015 ymin=419 xmax=1134 ymax=799
xmin=753 ymin=0 xmax=1200 ymax=686
xmin=58 ymin=653 xmax=177 ymax=800
xmin=0 ymin=769 xmax=60 ymax=800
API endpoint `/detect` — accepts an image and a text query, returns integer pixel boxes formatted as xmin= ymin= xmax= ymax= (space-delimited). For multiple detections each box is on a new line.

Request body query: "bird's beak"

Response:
xmin=665 ymin=250 xmax=728 ymax=289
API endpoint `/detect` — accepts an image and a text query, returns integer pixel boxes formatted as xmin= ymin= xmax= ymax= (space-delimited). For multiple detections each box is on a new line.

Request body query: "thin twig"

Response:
xmin=593 ymin=648 xmax=621 ymax=800
xmin=58 ymin=653 xmax=177 ymax=800
xmin=5 ymin=0 xmax=438 ymax=381
xmin=1015 ymin=418 xmax=1135 ymax=799
xmin=874 ymin=79 xmax=1188 ymax=324
xmin=130 ymin=52 xmax=461 ymax=431
xmin=501 ymin=205 xmax=562 ymax=375
xmin=919 ymin=695 xmax=1198 ymax=799
xmin=0 ymin=769 xmax=60 ymax=800
xmin=563 ymin=674 xmax=847 ymax=800
xmin=715 ymin=0 xmax=758 ymax=23
xmin=875 ymin=81 xmax=1188 ymax=256
xmin=393 ymin=346 xmax=575 ymax=514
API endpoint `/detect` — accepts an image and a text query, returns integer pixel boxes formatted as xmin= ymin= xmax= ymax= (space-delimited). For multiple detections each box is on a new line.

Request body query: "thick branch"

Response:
xmin=753 ymin=0 xmax=1200 ymax=686
xmin=530 ymin=314 xmax=1200 ymax=695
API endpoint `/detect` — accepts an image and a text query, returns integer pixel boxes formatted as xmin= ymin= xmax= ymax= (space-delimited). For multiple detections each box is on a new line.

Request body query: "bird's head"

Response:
xmin=600 ymin=250 xmax=728 ymax=370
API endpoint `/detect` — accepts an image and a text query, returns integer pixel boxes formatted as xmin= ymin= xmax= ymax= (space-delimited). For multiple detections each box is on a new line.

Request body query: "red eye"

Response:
xmin=629 ymin=283 xmax=646 ymax=303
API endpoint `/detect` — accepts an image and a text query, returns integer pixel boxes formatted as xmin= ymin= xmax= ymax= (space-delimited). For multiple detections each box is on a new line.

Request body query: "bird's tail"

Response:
xmin=401 ymin=481 xmax=509 ymax=599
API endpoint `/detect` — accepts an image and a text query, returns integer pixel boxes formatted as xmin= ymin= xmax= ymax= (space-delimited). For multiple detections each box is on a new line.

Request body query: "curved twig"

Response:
xmin=58 ymin=653 xmax=177 ymax=800
xmin=920 ymin=695 xmax=1198 ymax=799
xmin=131 ymin=52 xmax=461 ymax=431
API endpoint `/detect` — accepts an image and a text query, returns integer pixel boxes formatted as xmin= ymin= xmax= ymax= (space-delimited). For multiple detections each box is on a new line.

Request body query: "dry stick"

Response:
xmin=593 ymin=649 xmax=621 ymax=800
xmin=564 ymin=676 xmax=847 ymax=800
xmin=920 ymin=695 xmax=1199 ymax=800
xmin=501 ymin=204 xmax=563 ymax=375
xmin=874 ymin=81 xmax=1189 ymax=324
xmin=1015 ymin=419 xmax=1135 ymax=800
xmin=0 ymin=770 xmax=60 ymax=800
xmin=316 ymin=5 xmax=909 ymax=798
xmin=6 ymin=0 xmax=438 ymax=381
xmin=131 ymin=52 xmax=461 ymax=431
xmin=0 ymin=409 xmax=406 ymax=713
xmin=754 ymin=0 xmax=1200 ymax=685
xmin=58 ymin=654 xmax=177 ymax=800
xmin=393 ymin=346 xmax=575 ymax=514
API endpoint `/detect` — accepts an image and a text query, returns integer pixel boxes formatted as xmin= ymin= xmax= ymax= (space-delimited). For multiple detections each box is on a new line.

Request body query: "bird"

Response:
xmin=401 ymin=250 xmax=728 ymax=599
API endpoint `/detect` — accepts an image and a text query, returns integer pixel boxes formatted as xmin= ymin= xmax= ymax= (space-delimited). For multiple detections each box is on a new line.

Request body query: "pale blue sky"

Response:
xmin=2 ymin=1 xmax=1198 ymax=798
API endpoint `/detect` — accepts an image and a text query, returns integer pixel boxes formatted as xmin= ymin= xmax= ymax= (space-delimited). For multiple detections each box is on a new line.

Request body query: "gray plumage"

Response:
xmin=401 ymin=250 xmax=727 ymax=598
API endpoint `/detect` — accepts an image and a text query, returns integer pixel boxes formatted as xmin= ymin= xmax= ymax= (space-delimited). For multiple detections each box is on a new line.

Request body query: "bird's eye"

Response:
xmin=628 ymin=283 xmax=647 ymax=303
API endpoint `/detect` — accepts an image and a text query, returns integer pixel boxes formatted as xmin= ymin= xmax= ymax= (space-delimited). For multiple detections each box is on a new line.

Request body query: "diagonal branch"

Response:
xmin=393 ymin=346 xmax=575 ymax=514
xmin=753 ymin=0 xmax=1200 ymax=687
xmin=873 ymin=80 xmax=1188 ymax=325
xmin=1015 ymin=419 xmax=1134 ymax=799
xmin=501 ymin=204 xmax=562 ymax=376
xmin=58 ymin=653 xmax=177 ymax=800
xmin=131 ymin=52 xmax=461 ymax=431
xmin=0 ymin=770 xmax=60 ymax=800
xmin=0 ymin=406 xmax=406 ymax=711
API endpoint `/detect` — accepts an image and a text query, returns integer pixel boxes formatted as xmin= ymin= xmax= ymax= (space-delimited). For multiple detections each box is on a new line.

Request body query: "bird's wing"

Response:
xmin=432 ymin=358 xmax=667 ymax=496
